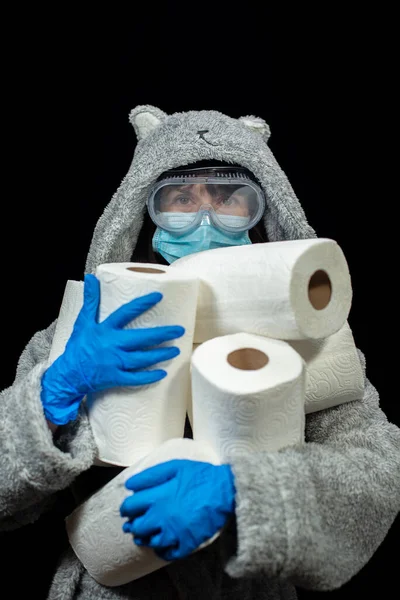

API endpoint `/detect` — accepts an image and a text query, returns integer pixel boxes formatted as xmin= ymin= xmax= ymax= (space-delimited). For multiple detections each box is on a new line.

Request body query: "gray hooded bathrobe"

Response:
xmin=1 ymin=105 xmax=399 ymax=600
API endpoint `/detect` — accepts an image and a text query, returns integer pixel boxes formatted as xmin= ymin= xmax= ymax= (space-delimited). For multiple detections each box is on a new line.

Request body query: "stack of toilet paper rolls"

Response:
xmin=52 ymin=238 xmax=365 ymax=586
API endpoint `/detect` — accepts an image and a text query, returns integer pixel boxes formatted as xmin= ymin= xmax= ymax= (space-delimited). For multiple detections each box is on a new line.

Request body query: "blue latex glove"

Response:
xmin=41 ymin=274 xmax=185 ymax=425
xmin=120 ymin=459 xmax=236 ymax=561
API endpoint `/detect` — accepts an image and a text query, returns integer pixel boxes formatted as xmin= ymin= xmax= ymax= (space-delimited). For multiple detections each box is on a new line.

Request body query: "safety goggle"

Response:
xmin=147 ymin=167 xmax=266 ymax=234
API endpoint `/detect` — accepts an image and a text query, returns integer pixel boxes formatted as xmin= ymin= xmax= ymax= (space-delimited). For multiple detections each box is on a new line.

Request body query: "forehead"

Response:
xmin=161 ymin=183 xmax=245 ymax=195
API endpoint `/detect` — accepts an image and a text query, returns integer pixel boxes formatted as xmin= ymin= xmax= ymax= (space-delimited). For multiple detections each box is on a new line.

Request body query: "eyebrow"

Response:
xmin=164 ymin=184 xmax=195 ymax=195
xmin=175 ymin=184 xmax=194 ymax=192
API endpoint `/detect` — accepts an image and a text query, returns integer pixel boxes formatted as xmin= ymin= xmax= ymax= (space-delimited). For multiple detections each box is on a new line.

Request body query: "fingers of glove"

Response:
xmin=122 ymin=524 xmax=150 ymax=547
xmin=103 ymin=292 xmax=163 ymax=329
xmin=132 ymin=536 xmax=150 ymax=547
xmin=125 ymin=460 xmax=182 ymax=491
xmin=155 ymin=545 xmax=182 ymax=562
xmin=123 ymin=521 xmax=135 ymax=534
xmin=122 ymin=525 xmax=157 ymax=549
xmin=146 ymin=530 xmax=179 ymax=550
xmin=117 ymin=326 xmax=185 ymax=352
xmin=129 ymin=513 xmax=162 ymax=538
xmin=120 ymin=485 xmax=165 ymax=519
xmin=80 ymin=274 xmax=100 ymax=321
xmin=116 ymin=369 xmax=167 ymax=387
xmin=119 ymin=347 xmax=180 ymax=371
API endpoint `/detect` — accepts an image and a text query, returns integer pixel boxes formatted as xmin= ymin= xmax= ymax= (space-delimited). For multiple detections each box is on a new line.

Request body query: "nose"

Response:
xmin=198 ymin=206 xmax=213 ymax=225
xmin=196 ymin=186 xmax=215 ymax=206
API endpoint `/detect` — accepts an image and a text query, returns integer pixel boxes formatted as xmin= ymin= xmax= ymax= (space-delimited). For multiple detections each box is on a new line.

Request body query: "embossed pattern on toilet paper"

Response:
xmin=288 ymin=322 xmax=365 ymax=413
xmin=171 ymin=238 xmax=352 ymax=342
xmin=48 ymin=280 xmax=84 ymax=364
xmin=192 ymin=373 xmax=305 ymax=460
xmin=86 ymin=263 xmax=199 ymax=466
xmin=187 ymin=343 xmax=202 ymax=427
xmin=66 ymin=438 xmax=221 ymax=587
xmin=191 ymin=334 xmax=306 ymax=462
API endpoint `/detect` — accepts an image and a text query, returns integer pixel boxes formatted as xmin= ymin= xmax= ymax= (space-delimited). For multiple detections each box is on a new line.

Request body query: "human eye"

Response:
xmin=216 ymin=193 xmax=238 ymax=208
xmin=174 ymin=195 xmax=193 ymax=206
xmin=222 ymin=196 xmax=236 ymax=206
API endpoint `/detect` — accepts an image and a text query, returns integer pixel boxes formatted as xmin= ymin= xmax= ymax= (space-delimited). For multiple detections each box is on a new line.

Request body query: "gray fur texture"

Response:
xmin=84 ymin=106 xmax=316 ymax=274
xmin=1 ymin=106 xmax=399 ymax=600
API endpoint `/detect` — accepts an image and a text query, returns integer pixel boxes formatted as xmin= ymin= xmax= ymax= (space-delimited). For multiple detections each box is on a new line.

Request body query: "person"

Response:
xmin=1 ymin=105 xmax=399 ymax=600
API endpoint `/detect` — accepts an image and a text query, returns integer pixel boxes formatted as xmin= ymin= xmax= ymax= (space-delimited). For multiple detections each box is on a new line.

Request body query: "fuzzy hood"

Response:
xmin=84 ymin=105 xmax=317 ymax=274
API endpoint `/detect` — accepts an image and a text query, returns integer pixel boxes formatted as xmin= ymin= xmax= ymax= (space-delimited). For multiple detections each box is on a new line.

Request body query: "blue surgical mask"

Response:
xmin=152 ymin=213 xmax=252 ymax=264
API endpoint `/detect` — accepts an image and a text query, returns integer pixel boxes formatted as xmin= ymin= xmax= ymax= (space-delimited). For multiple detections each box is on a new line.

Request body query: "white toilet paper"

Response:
xmin=48 ymin=280 xmax=84 ymax=364
xmin=191 ymin=333 xmax=306 ymax=461
xmin=170 ymin=238 xmax=352 ymax=342
xmin=66 ymin=438 xmax=221 ymax=587
xmin=189 ymin=327 xmax=364 ymax=424
xmin=86 ymin=263 xmax=199 ymax=467
xmin=186 ymin=343 xmax=202 ymax=428
xmin=288 ymin=321 xmax=365 ymax=413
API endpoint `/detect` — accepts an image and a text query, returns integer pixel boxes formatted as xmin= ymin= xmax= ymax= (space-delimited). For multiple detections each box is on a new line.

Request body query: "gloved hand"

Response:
xmin=41 ymin=274 xmax=185 ymax=425
xmin=120 ymin=459 xmax=236 ymax=561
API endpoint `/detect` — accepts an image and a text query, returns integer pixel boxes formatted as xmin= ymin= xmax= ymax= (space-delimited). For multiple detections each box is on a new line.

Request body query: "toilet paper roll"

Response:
xmin=170 ymin=238 xmax=352 ymax=342
xmin=187 ymin=343 xmax=202 ymax=428
xmin=48 ymin=280 xmax=84 ymax=364
xmin=288 ymin=321 xmax=365 ymax=413
xmin=86 ymin=263 xmax=199 ymax=467
xmin=66 ymin=438 xmax=221 ymax=587
xmin=191 ymin=333 xmax=306 ymax=461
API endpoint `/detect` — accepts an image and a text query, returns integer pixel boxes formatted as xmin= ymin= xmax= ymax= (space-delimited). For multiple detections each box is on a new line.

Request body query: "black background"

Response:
xmin=1 ymin=6 xmax=398 ymax=598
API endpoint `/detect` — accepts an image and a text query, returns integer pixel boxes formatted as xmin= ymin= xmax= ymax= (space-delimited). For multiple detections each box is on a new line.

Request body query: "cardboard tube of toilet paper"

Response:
xmin=48 ymin=280 xmax=84 ymax=364
xmin=288 ymin=321 xmax=365 ymax=413
xmin=86 ymin=262 xmax=199 ymax=467
xmin=66 ymin=438 xmax=221 ymax=587
xmin=191 ymin=333 xmax=306 ymax=461
xmin=170 ymin=238 xmax=352 ymax=342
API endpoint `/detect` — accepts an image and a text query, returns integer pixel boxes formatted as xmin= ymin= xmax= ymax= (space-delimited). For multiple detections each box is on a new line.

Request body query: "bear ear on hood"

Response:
xmin=239 ymin=115 xmax=271 ymax=143
xmin=129 ymin=105 xmax=168 ymax=141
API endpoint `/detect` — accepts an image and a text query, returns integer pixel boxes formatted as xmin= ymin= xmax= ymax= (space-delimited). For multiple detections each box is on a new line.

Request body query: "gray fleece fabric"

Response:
xmin=1 ymin=106 xmax=399 ymax=600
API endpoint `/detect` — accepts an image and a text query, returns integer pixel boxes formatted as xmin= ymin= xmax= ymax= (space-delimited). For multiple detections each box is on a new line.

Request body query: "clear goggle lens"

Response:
xmin=148 ymin=175 xmax=265 ymax=234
